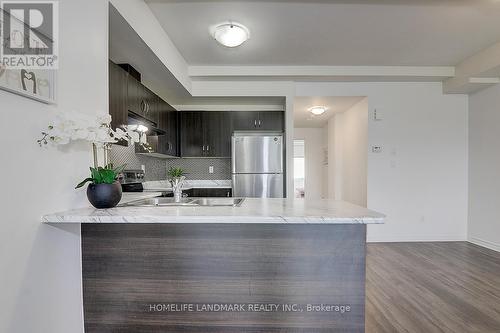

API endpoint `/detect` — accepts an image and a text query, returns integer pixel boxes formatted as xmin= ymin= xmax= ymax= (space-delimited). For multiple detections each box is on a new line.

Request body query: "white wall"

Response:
xmin=327 ymin=98 xmax=368 ymax=206
xmin=297 ymin=82 xmax=468 ymax=242
xmin=293 ymin=128 xmax=326 ymax=199
xmin=468 ymin=83 xmax=500 ymax=251
xmin=0 ymin=0 xmax=108 ymax=332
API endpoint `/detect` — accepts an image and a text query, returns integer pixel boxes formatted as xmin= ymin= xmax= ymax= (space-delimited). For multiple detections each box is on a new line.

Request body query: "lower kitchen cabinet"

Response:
xmin=165 ymin=188 xmax=232 ymax=197
xmin=190 ymin=188 xmax=232 ymax=197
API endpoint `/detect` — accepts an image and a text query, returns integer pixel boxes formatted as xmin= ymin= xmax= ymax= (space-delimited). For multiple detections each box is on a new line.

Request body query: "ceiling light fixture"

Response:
xmin=308 ymin=106 xmax=327 ymax=115
xmin=211 ymin=22 xmax=250 ymax=48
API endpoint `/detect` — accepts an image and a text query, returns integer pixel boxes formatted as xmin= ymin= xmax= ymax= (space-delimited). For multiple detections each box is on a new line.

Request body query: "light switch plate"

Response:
xmin=374 ymin=109 xmax=383 ymax=121
xmin=372 ymin=146 xmax=383 ymax=153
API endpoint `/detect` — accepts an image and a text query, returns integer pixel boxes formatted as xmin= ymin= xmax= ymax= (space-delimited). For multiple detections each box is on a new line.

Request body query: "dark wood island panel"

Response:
xmin=82 ymin=223 xmax=367 ymax=333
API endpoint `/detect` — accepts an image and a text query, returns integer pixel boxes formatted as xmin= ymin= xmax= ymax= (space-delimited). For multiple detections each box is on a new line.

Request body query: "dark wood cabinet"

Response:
xmin=180 ymin=111 xmax=232 ymax=158
xmin=108 ymin=61 xmax=128 ymax=131
xmin=191 ymin=188 xmax=232 ymax=197
xmin=180 ymin=111 xmax=204 ymax=157
xmin=203 ymin=112 xmax=232 ymax=157
xmin=258 ymin=111 xmax=284 ymax=130
xmin=180 ymin=111 xmax=283 ymax=158
xmin=231 ymin=111 xmax=284 ymax=131
xmin=231 ymin=111 xmax=259 ymax=130
xmin=167 ymin=188 xmax=232 ymax=197
xmin=126 ymin=73 xmax=141 ymax=115
xmin=142 ymin=87 xmax=159 ymax=125
xmin=110 ymin=60 xmax=180 ymax=157
xmin=158 ymin=100 xmax=178 ymax=156
xmin=110 ymin=61 xmax=284 ymax=159
xmin=125 ymin=73 xmax=159 ymax=125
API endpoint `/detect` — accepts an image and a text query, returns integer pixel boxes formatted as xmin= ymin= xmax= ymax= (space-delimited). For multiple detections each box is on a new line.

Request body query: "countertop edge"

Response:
xmin=42 ymin=216 xmax=385 ymax=224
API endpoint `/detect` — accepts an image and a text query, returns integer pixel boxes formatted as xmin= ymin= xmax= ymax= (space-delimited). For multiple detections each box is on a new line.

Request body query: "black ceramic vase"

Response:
xmin=87 ymin=181 xmax=122 ymax=209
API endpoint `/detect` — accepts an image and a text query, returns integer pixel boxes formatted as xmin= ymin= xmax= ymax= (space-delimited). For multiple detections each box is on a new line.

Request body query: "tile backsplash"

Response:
xmin=167 ymin=158 xmax=231 ymax=180
xmin=108 ymin=144 xmax=166 ymax=181
xmin=109 ymin=144 xmax=231 ymax=181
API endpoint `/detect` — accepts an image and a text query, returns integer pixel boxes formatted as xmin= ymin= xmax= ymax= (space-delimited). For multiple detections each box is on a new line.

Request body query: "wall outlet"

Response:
xmin=209 ymin=166 xmax=214 ymax=174
xmin=141 ymin=165 xmax=145 ymax=171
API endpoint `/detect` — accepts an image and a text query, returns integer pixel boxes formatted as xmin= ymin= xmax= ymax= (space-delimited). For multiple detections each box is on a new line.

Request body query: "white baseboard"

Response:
xmin=367 ymin=236 xmax=467 ymax=243
xmin=468 ymin=237 xmax=500 ymax=252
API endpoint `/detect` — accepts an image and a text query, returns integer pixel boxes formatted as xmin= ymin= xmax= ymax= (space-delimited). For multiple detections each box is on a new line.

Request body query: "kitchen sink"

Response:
xmin=122 ymin=197 xmax=198 ymax=207
xmin=191 ymin=198 xmax=245 ymax=207
xmin=122 ymin=197 xmax=245 ymax=207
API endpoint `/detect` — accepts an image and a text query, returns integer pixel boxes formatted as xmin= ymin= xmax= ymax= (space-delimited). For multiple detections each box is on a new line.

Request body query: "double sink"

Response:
xmin=123 ymin=197 xmax=245 ymax=207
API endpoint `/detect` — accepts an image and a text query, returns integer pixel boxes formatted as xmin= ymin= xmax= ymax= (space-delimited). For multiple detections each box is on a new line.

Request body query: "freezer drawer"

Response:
xmin=232 ymin=174 xmax=284 ymax=198
xmin=232 ymin=135 xmax=283 ymax=173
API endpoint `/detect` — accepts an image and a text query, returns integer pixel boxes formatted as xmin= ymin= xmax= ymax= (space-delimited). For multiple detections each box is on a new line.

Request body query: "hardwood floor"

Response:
xmin=366 ymin=242 xmax=500 ymax=333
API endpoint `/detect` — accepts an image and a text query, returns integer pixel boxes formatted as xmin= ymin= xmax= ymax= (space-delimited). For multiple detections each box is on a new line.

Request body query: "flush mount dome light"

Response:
xmin=211 ymin=22 xmax=250 ymax=47
xmin=309 ymin=106 xmax=327 ymax=115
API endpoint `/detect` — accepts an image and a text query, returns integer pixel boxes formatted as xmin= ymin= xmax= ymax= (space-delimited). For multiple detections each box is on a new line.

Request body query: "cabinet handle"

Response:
xmin=258 ymin=119 xmax=262 ymax=127
xmin=202 ymin=145 xmax=205 ymax=151
xmin=254 ymin=119 xmax=257 ymax=127
xmin=207 ymin=145 xmax=210 ymax=151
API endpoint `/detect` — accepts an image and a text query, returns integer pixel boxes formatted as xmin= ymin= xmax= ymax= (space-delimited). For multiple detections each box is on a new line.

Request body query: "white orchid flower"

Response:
xmin=129 ymin=131 xmax=140 ymax=143
xmin=38 ymin=111 xmax=151 ymax=152
xmin=97 ymin=114 xmax=112 ymax=126
xmin=140 ymin=133 xmax=147 ymax=144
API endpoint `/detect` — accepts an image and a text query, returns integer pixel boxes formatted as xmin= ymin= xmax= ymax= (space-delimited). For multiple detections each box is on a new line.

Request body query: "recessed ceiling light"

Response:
xmin=211 ymin=22 xmax=250 ymax=48
xmin=308 ymin=106 xmax=327 ymax=115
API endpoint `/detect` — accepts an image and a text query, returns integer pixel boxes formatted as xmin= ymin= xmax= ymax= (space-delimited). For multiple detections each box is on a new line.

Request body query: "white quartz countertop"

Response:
xmin=42 ymin=196 xmax=385 ymax=224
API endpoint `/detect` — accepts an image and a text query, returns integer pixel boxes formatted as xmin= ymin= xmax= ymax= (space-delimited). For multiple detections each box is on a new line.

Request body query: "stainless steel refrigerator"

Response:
xmin=232 ymin=132 xmax=284 ymax=198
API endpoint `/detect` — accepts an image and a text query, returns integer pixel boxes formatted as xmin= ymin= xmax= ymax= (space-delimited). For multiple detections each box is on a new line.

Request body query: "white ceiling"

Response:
xmin=110 ymin=4 xmax=286 ymax=108
xmin=146 ymin=0 xmax=500 ymax=67
xmin=294 ymin=96 xmax=365 ymax=128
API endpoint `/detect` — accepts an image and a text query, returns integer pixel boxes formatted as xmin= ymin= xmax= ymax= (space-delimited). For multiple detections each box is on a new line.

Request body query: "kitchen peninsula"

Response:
xmin=43 ymin=198 xmax=384 ymax=332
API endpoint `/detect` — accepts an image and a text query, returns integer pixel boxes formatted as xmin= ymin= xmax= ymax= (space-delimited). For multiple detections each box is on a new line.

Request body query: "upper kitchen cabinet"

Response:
xmin=126 ymin=72 xmax=141 ymax=116
xmin=231 ymin=111 xmax=259 ymax=130
xmin=231 ymin=111 xmax=284 ymax=131
xmin=180 ymin=111 xmax=232 ymax=158
xmin=180 ymin=111 xmax=204 ymax=157
xmin=142 ymin=87 xmax=159 ymax=125
xmin=158 ymin=100 xmax=179 ymax=157
xmin=257 ymin=111 xmax=285 ymax=131
xmin=108 ymin=61 xmax=128 ymax=131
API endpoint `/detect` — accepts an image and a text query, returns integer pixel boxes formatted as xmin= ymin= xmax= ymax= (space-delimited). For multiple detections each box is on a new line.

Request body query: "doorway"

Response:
xmin=294 ymin=140 xmax=305 ymax=198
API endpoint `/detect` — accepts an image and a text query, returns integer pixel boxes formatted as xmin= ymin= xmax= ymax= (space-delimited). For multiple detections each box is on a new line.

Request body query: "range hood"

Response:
xmin=128 ymin=112 xmax=165 ymax=136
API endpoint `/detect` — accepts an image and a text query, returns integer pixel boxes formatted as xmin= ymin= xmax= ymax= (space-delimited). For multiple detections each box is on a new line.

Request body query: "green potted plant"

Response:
xmin=167 ymin=167 xmax=185 ymax=203
xmin=75 ymin=164 xmax=125 ymax=209
xmin=38 ymin=111 xmax=151 ymax=208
